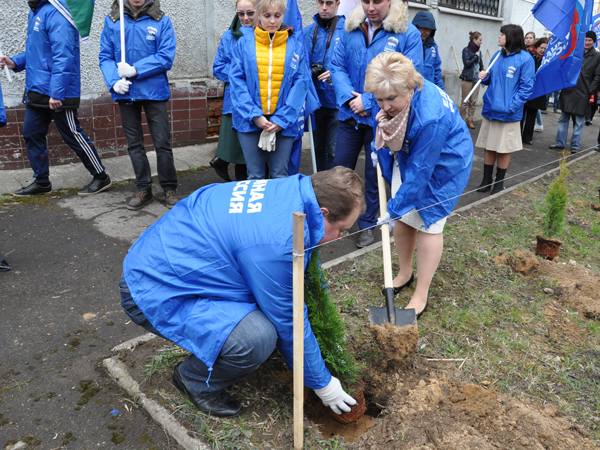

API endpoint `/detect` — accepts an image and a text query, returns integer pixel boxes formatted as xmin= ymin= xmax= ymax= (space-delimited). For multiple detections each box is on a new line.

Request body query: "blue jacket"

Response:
xmin=411 ymin=11 xmax=443 ymax=89
xmin=372 ymin=81 xmax=473 ymax=227
xmin=330 ymin=0 xmax=423 ymax=127
xmin=11 ymin=0 xmax=81 ymax=101
xmin=99 ymin=2 xmax=176 ymax=102
xmin=0 ymin=80 xmax=6 ymax=127
xmin=229 ymin=28 xmax=309 ymax=137
xmin=213 ymin=17 xmax=253 ymax=115
xmin=303 ymin=14 xmax=346 ymax=109
xmin=480 ymin=49 xmax=535 ymax=122
xmin=123 ymin=175 xmax=331 ymax=389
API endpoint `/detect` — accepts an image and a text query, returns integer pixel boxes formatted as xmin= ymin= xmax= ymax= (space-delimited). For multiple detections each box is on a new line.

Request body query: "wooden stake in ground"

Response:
xmin=292 ymin=212 xmax=306 ymax=450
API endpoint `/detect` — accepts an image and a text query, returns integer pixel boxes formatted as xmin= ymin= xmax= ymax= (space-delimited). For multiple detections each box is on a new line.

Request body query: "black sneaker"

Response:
xmin=13 ymin=182 xmax=52 ymax=197
xmin=78 ymin=175 xmax=112 ymax=196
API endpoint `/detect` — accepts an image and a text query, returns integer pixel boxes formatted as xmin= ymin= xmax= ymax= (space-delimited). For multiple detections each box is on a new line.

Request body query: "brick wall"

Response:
xmin=0 ymin=84 xmax=224 ymax=171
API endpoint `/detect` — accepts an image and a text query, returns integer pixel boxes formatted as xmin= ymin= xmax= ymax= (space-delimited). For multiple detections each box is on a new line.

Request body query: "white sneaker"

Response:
xmin=534 ymin=124 xmax=543 ymax=132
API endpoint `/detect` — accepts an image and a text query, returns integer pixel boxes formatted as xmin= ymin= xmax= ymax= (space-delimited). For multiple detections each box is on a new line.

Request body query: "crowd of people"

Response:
xmin=1 ymin=0 xmax=599 ymax=422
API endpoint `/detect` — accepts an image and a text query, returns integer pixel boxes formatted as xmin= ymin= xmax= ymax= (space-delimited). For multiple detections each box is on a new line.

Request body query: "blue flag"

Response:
xmin=530 ymin=0 xmax=593 ymax=99
xmin=532 ymin=0 xmax=577 ymax=42
xmin=284 ymin=0 xmax=321 ymax=175
xmin=592 ymin=13 xmax=600 ymax=46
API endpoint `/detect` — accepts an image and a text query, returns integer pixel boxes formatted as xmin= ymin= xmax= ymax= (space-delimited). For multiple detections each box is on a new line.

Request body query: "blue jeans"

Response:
xmin=313 ymin=108 xmax=339 ymax=171
xmin=238 ymin=130 xmax=294 ymax=179
xmin=118 ymin=101 xmax=177 ymax=192
xmin=334 ymin=120 xmax=377 ymax=228
xmin=549 ymin=91 xmax=561 ymax=110
xmin=555 ymin=112 xmax=585 ymax=151
xmin=23 ymin=105 xmax=105 ymax=184
xmin=536 ymin=109 xmax=543 ymax=125
xmin=119 ymin=275 xmax=277 ymax=398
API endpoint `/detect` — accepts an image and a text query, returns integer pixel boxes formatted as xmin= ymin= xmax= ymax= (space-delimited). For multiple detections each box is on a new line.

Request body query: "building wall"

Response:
xmin=0 ymin=0 xmax=546 ymax=170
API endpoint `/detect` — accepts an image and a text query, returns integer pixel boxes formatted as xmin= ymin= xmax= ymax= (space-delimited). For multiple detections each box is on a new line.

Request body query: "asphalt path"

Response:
xmin=1 ymin=110 xmax=599 ymax=449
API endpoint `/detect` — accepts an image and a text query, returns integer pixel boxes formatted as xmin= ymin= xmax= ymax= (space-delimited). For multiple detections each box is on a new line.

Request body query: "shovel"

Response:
xmin=368 ymin=163 xmax=416 ymax=327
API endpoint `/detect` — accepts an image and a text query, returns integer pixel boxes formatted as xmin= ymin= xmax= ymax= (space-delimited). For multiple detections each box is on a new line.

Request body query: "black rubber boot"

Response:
xmin=234 ymin=164 xmax=248 ymax=181
xmin=491 ymin=167 xmax=507 ymax=195
xmin=476 ymin=164 xmax=494 ymax=192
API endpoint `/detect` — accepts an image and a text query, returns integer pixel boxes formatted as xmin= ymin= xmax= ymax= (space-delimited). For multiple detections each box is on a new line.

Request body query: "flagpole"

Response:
xmin=463 ymin=11 xmax=533 ymax=104
xmin=0 ymin=43 xmax=13 ymax=83
xmin=119 ymin=0 xmax=126 ymax=79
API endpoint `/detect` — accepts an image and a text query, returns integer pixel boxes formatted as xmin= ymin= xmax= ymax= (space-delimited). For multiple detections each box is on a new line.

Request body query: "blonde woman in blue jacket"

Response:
xmin=366 ymin=52 xmax=473 ymax=319
xmin=229 ymin=0 xmax=310 ymax=180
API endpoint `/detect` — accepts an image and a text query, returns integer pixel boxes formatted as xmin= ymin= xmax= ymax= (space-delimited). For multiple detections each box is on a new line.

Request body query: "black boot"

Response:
xmin=491 ymin=167 xmax=507 ymax=195
xmin=210 ymin=157 xmax=231 ymax=182
xmin=476 ymin=164 xmax=494 ymax=192
xmin=234 ymin=164 xmax=247 ymax=181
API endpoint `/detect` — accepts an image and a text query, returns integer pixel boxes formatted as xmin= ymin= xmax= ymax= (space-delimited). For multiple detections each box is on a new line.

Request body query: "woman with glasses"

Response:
xmin=210 ymin=0 xmax=258 ymax=182
xmin=365 ymin=52 xmax=473 ymax=319
xmin=229 ymin=0 xmax=309 ymax=179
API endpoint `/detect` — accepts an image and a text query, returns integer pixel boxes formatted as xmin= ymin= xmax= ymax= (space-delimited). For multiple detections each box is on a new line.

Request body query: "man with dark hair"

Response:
xmin=0 ymin=0 xmax=111 ymax=198
xmin=550 ymin=30 xmax=600 ymax=154
xmin=120 ymin=167 xmax=365 ymax=417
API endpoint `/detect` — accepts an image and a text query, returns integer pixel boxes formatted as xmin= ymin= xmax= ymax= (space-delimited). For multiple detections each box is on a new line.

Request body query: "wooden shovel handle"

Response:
xmin=376 ymin=164 xmax=394 ymax=290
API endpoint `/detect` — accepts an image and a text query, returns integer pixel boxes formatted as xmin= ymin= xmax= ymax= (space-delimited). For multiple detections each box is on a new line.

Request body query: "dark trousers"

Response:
xmin=521 ymin=106 xmax=538 ymax=142
xmin=23 ymin=105 xmax=105 ymax=184
xmin=313 ymin=107 xmax=339 ymax=172
xmin=119 ymin=275 xmax=277 ymax=397
xmin=334 ymin=119 xmax=377 ymax=228
xmin=118 ymin=100 xmax=177 ymax=192
xmin=585 ymin=103 xmax=597 ymax=122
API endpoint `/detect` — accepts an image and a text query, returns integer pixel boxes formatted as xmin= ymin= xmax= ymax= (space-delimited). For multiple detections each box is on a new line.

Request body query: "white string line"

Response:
xmin=303 ymin=146 xmax=598 ymax=253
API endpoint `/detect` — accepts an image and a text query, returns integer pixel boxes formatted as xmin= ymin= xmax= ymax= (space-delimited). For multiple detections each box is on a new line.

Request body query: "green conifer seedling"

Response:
xmin=304 ymin=250 xmax=362 ymax=388
xmin=543 ymin=156 xmax=568 ymax=238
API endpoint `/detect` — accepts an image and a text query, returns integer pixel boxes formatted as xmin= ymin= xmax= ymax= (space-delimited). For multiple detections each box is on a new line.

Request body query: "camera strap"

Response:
xmin=311 ymin=16 xmax=340 ymax=64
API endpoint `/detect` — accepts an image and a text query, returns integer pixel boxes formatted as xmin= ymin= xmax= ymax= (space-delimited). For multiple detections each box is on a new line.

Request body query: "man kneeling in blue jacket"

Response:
xmin=120 ymin=167 xmax=366 ymax=417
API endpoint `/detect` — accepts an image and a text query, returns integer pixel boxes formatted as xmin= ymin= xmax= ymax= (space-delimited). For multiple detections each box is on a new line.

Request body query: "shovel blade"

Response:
xmin=369 ymin=306 xmax=416 ymax=327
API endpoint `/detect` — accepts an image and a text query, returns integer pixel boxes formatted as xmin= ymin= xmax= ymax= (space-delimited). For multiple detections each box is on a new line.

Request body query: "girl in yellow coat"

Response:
xmin=229 ymin=0 xmax=310 ymax=179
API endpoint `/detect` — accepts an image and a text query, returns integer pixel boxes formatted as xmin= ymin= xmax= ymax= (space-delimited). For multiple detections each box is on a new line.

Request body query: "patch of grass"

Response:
xmin=325 ymin=155 xmax=600 ymax=440
xmin=144 ymin=345 xmax=189 ymax=381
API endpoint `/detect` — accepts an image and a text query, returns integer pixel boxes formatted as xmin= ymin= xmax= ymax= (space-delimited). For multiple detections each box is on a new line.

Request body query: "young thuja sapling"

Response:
xmin=543 ymin=156 xmax=568 ymax=238
xmin=536 ymin=155 xmax=568 ymax=259
xmin=304 ymin=250 xmax=363 ymax=389
xmin=304 ymin=250 xmax=366 ymax=423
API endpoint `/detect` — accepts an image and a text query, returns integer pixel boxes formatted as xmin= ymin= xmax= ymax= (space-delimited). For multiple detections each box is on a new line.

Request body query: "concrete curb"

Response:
xmin=102 ymin=356 xmax=209 ymax=450
xmin=111 ymin=333 xmax=156 ymax=353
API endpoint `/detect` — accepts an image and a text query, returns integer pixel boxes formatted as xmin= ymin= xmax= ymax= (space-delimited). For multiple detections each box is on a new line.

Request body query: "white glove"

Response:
xmin=113 ymin=79 xmax=132 ymax=95
xmin=314 ymin=376 xmax=357 ymax=415
xmin=117 ymin=62 xmax=137 ymax=79
xmin=377 ymin=211 xmax=396 ymax=231
xmin=258 ymin=130 xmax=277 ymax=152
xmin=370 ymin=151 xmax=378 ymax=168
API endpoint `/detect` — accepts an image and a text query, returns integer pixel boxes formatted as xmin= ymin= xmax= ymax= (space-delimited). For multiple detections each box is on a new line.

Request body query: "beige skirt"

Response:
xmin=475 ymin=118 xmax=523 ymax=153
xmin=399 ymin=209 xmax=447 ymax=234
